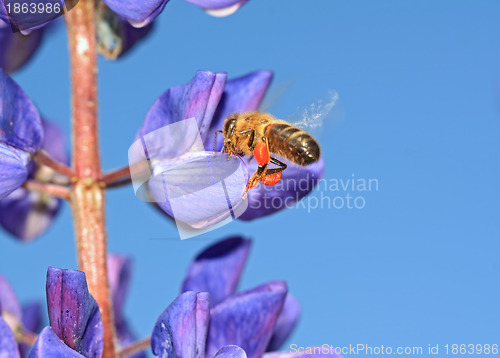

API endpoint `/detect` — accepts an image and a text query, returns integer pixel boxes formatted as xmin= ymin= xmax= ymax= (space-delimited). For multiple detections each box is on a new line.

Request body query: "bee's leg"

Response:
xmin=213 ymin=130 xmax=224 ymax=153
xmin=242 ymin=141 xmax=272 ymax=199
xmin=243 ymin=164 xmax=267 ymax=199
xmin=261 ymin=157 xmax=287 ymax=185
xmin=232 ymin=129 xmax=254 ymax=155
xmin=267 ymin=157 xmax=287 ymax=173
xmin=238 ymin=128 xmax=254 ymax=136
xmin=245 ymin=129 xmax=255 ymax=151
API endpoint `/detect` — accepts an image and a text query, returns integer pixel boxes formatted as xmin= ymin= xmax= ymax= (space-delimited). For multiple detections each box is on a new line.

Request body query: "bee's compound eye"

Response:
xmin=224 ymin=118 xmax=237 ymax=135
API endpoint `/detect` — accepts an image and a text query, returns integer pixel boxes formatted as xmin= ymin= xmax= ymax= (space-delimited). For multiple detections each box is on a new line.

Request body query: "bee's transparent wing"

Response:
xmin=261 ymin=81 xmax=344 ymax=140
xmin=287 ymin=90 xmax=344 ymax=138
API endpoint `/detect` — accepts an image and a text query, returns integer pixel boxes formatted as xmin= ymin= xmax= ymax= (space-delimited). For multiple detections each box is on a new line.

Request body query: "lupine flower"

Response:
xmin=0 ymin=119 xmax=68 ymax=241
xmin=0 ymin=274 xmax=43 ymax=357
xmin=29 ymin=267 xmax=104 ymax=358
xmin=154 ymin=237 xmax=341 ymax=358
xmin=26 ymin=264 xmax=249 ymax=358
xmin=24 ymin=238 xmax=340 ymax=357
xmin=109 ymin=248 xmax=293 ymax=358
xmin=24 ymin=257 xmax=144 ymax=358
xmin=136 ymin=70 xmax=323 ymax=227
xmin=134 ymin=70 xmax=248 ymax=229
xmin=181 ymin=237 xmax=301 ymax=353
xmin=179 ymin=237 xmax=342 ymax=358
xmin=0 ymin=69 xmax=43 ymax=200
xmin=107 ymin=241 xmax=298 ymax=358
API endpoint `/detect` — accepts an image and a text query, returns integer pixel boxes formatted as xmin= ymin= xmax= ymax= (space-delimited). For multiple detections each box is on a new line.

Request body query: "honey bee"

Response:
xmin=214 ymin=111 xmax=321 ymax=196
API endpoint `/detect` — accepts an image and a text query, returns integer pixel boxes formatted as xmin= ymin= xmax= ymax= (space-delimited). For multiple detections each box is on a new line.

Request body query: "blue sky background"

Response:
xmin=2 ymin=1 xmax=500 ymax=357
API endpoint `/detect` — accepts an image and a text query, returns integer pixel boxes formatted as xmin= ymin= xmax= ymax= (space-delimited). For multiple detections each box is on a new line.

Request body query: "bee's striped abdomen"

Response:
xmin=266 ymin=122 xmax=321 ymax=166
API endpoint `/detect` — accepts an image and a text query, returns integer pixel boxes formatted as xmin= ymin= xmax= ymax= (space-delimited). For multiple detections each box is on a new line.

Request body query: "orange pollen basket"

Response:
xmin=254 ymin=142 xmax=270 ymax=166
xmin=261 ymin=172 xmax=282 ymax=185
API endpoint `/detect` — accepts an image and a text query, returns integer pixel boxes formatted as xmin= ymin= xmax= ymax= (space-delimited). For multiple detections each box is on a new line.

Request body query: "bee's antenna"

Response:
xmin=214 ymin=130 xmax=223 ymax=153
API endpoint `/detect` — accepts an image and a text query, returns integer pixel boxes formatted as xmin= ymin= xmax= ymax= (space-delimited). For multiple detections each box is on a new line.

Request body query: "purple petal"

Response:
xmin=195 ymin=293 xmax=210 ymax=358
xmin=116 ymin=320 xmax=146 ymax=358
xmin=213 ymin=346 xmax=247 ymax=358
xmin=0 ymin=24 xmax=42 ymax=73
xmin=267 ymin=295 xmax=301 ymax=351
xmin=0 ymin=273 xmax=22 ymax=321
xmin=107 ymin=254 xmax=132 ymax=324
xmin=0 ymin=317 xmax=20 ymax=358
xmin=207 ymin=281 xmax=288 ymax=358
xmin=96 ymin=3 xmax=154 ymax=59
xmin=0 ymin=69 xmax=43 ymax=153
xmin=0 ymin=187 xmax=61 ymax=240
xmin=46 ymin=267 xmax=104 ymax=358
xmin=239 ymin=158 xmax=324 ymax=220
xmin=101 ymin=0 xmax=169 ymax=27
xmin=148 ymin=152 xmax=248 ymax=231
xmin=138 ymin=71 xmax=226 ymax=147
xmin=263 ymin=351 xmax=344 ymax=358
xmin=182 ymin=237 xmax=251 ymax=306
xmin=205 ymin=71 xmax=272 ymax=152
xmin=28 ymin=327 xmax=85 ymax=358
xmin=151 ymin=291 xmax=210 ymax=358
xmin=0 ymin=143 xmax=28 ymax=200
